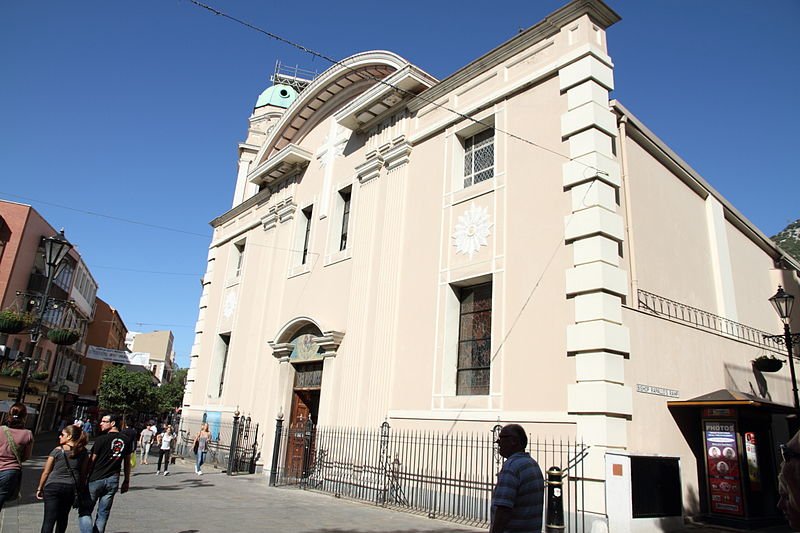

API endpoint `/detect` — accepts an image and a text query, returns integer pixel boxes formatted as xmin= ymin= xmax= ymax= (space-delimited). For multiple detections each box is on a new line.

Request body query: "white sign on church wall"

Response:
xmin=86 ymin=346 xmax=150 ymax=366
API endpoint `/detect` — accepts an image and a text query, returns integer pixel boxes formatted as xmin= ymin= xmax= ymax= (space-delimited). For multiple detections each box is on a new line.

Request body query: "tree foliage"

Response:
xmin=772 ymin=218 xmax=800 ymax=263
xmin=155 ymin=368 xmax=187 ymax=414
xmin=98 ymin=365 xmax=157 ymax=415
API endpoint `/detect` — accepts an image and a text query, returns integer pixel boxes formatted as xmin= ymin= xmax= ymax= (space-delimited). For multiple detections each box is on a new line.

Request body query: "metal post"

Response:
xmin=16 ymin=269 xmax=56 ymax=403
xmin=784 ymin=323 xmax=800 ymax=411
xmin=269 ymin=415 xmax=284 ymax=486
xmin=545 ymin=466 xmax=565 ymax=532
xmin=227 ymin=410 xmax=240 ymax=475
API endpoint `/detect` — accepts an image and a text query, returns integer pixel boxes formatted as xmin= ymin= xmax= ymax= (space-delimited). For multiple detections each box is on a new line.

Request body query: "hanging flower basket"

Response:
xmin=31 ymin=371 xmax=49 ymax=381
xmin=0 ymin=309 xmax=33 ymax=334
xmin=753 ymin=355 xmax=783 ymax=373
xmin=0 ymin=367 xmax=23 ymax=378
xmin=46 ymin=328 xmax=81 ymax=346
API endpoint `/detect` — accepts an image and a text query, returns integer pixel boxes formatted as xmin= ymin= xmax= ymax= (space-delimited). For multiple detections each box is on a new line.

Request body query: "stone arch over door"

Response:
xmin=268 ymin=318 xmax=343 ymax=479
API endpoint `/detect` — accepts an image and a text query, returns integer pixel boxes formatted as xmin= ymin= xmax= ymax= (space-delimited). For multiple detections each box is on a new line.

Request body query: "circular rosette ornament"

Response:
xmin=452 ymin=203 xmax=492 ymax=259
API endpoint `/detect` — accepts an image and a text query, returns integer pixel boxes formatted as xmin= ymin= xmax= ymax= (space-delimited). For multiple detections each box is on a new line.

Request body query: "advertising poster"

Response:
xmin=704 ymin=421 xmax=744 ymax=516
xmin=205 ymin=411 xmax=222 ymax=441
xmin=745 ymin=432 xmax=760 ymax=489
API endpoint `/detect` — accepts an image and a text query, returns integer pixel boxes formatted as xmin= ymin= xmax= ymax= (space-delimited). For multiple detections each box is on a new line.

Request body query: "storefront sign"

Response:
xmin=86 ymin=346 xmax=150 ymax=366
xmin=704 ymin=421 xmax=744 ymax=516
xmin=636 ymin=384 xmax=679 ymax=398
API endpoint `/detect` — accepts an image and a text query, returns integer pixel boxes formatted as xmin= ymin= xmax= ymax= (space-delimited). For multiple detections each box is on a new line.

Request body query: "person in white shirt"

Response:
xmin=138 ymin=425 xmax=154 ymax=465
xmin=155 ymin=426 xmax=174 ymax=476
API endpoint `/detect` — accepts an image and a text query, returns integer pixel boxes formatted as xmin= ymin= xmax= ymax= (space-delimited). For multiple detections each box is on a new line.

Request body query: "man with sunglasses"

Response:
xmin=490 ymin=424 xmax=544 ymax=533
xmin=779 ymin=431 xmax=800 ymax=530
xmin=78 ymin=413 xmax=133 ymax=533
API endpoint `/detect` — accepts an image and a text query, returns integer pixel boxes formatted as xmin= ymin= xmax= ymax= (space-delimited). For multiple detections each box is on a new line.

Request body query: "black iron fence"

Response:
xmin=179 ymin=413 xmax=260 ymax=475
xmin=270 ymin=420 xmax=588 ymax=531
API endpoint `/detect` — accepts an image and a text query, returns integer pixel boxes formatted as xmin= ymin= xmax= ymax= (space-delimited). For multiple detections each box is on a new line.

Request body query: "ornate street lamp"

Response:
xmin=15 ymin=230 xmax=73 ymax=403
xmin=765 ymin=286 xmax=800 ymax=411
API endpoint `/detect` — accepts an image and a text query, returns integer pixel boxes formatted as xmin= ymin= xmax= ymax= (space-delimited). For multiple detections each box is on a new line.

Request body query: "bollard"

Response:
xmin=226 ymin=410 xmax=241 ymax=475
xmin=269 ymin=414 xmax=284 ymax=486
xmin=545 ymin=466 xmax=565 ymax=532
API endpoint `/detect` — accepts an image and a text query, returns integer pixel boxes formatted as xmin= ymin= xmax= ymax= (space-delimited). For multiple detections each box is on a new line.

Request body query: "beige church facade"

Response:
xmin=182 ymin=0 xmax=800 ymax=530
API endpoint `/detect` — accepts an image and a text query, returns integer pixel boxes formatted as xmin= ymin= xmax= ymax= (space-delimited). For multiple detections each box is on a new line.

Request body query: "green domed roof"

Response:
xmin=255 ymin=84 xmax=298 ymax=109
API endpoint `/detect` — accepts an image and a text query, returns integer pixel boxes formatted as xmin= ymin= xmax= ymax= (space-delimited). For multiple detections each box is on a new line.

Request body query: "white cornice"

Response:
xmin=253 ymin=51 xmax=409 ymax=167
xmin=335 ymin=65 xmax=437 ymax=132
xmin=408 ymin=0 xmax=619 ymax=114
xmin=248 ymin=144 xmax=312 ymax=188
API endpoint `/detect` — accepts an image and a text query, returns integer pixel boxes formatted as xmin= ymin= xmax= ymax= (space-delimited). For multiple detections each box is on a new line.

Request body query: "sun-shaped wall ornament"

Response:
xmin=452 ymin=203 xmax=493 ymax=259
xmin=222 ymin=291 xmax=237 ymax=319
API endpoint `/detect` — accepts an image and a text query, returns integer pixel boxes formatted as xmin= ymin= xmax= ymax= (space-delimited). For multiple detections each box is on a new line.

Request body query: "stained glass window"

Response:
xmin=457 ymin=282 xmax=492 ymax=395
xmin=463 ymin=129 xmax=494 ymax=188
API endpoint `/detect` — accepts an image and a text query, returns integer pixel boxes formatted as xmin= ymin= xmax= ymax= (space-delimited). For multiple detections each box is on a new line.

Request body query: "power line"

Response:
xmin=0 ymin=191 xmax=209 ymax=238
xmin=89 ymin=265 xmax=201 ymax=276
xmin=186 ymin=0 xmax=608 ymax=177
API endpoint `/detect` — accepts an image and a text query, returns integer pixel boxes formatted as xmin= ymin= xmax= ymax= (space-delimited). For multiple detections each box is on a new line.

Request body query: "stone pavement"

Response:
xmin=0 ymin=431 xmax=792 ymax=533
xmin=0 ymin=431 xmax=483 ymax=533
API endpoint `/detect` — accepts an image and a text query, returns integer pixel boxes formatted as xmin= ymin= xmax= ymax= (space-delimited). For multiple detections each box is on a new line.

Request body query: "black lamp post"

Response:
xmin=765 ymin=286 xmax=800 ymax=411
xmin=15 ymin=230 xmax=73 ymax=404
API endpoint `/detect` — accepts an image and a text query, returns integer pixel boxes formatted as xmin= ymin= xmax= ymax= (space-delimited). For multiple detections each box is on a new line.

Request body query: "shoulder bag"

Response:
xmin=61 ymin=448 xmax=85 ymax=509
xmin=1 ymin=425 xmax=23 ymax=501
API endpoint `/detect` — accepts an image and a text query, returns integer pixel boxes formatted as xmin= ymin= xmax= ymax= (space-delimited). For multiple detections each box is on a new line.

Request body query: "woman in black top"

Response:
xmin=36 ymin=425 xmax=89 ymax=533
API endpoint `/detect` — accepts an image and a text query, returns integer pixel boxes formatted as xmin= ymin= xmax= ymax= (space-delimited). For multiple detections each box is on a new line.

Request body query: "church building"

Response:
xmin=182 ymin=0 xmax=800 ymax=530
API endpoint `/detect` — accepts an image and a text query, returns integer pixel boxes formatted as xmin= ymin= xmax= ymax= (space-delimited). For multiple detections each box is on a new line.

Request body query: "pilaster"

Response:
xmin=560 ymin=51 xmax=629 ymax=516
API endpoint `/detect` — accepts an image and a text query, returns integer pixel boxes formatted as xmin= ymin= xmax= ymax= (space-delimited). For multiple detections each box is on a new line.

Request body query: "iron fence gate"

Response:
xmin=179 ymin=413 xmax=260 ymax=475
xmin=270 ymin=421 xmax=589 ymax=530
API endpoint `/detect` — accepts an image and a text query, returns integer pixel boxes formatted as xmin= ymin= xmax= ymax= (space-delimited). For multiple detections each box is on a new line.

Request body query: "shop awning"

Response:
xmin=667 ymin=389 xmax=796 ymax=414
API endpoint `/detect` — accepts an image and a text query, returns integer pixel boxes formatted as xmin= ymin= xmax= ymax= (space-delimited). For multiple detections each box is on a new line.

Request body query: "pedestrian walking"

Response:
xmin=193 ymin=423 xmax=211 ymax=475
xmin=779 ymin=430 xmax=800 ymax=530
xmin=78 ymin=413 xmax=133 ymax=533
xmin=155 ymin=425 xmax=175 ymax=475
xmin=0 ymin=403 xmax=34 ymax=510
xmin=36 ymin=425 xmax=89 ymax=533
xmin=138 ymin=424 xmax=154 ymax=465
xmin=82 ymin=419 xmax=93 ymax=438
xmin=490 ymin=424 xmax=544 ymax=533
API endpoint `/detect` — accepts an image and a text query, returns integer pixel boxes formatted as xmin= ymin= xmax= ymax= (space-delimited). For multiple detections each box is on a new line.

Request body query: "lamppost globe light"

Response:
xmin=766 ymin=285 xmax=800 ymax=412
xmin=42 ymin=229 xmax=73 ymax=278
xmin=770 ymin=285 xmax=795 ymax=324
xmin=15 ymin=229 xmax=75 ymax=404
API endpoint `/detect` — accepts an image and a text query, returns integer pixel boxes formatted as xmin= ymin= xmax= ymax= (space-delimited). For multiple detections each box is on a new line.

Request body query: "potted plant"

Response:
xmin=0 ymin=367 xmax=23 ymax=378
xmin=0 ymin=309 xmax=33 ymax=334
xmin=31 ymin=371 xmax=49 ymax=381
xmin=753 ymin=355 xmax=783 ymax=373
xmin=46 ymin=328 xmax=81 ymax=346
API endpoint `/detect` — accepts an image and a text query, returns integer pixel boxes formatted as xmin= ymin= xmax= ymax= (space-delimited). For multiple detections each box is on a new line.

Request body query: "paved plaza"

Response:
xmin=0 ymin=431 xmax=484 ymax=533
xmin=0 ymin=432 xmax=791 ymax=533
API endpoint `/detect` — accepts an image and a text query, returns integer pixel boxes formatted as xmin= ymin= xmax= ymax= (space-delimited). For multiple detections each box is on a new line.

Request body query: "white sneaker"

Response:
xmin=198 ymin=470 xmax=203 ymax=475
xmin=164 ymin=471 xmax=170 ymax=476
xmin=155 ymin=471 xmax=161 ymax=475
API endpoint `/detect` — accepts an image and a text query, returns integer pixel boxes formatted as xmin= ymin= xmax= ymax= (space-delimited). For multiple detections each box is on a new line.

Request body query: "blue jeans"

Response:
xmin=0 ymin=468 xmax=21 ymax=511
xmin=196 ymin=450 xmax=206 ymax=471
xmin=78 ymin=475 xmax=118 ymax=533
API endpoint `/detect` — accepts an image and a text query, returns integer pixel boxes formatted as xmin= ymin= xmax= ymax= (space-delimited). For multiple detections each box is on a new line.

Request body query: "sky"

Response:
xmin=2 ymin=0 xmax=798 ymax=368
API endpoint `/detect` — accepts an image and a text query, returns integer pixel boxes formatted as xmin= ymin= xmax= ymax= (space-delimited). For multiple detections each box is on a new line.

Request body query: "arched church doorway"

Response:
xmin=285 ymin=325 xmax=325 ymax=478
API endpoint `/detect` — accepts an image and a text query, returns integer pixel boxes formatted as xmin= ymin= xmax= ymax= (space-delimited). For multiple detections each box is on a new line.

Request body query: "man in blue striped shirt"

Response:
xmin=490 ymin=424 xmax=544 ymax=533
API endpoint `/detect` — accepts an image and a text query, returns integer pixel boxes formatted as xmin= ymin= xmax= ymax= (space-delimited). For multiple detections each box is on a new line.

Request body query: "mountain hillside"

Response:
xmin=772 ymin=218 xmax=800 ymax=262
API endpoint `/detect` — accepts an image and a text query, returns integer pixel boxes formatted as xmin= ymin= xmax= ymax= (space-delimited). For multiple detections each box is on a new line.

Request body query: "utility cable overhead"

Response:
xmin=186 ymin=0 xmax=608 ymax=177
xmin=0 ymin=191 xmax=209 ymax=238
